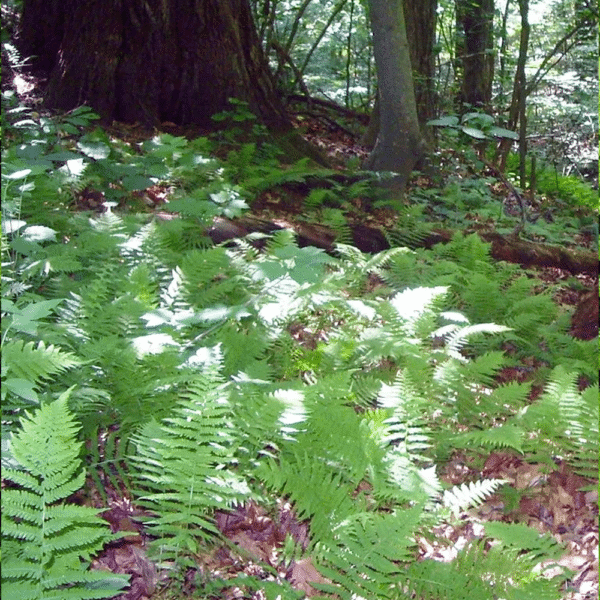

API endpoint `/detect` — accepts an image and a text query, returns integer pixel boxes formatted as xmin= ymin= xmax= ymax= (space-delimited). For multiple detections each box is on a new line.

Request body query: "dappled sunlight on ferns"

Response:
xmin=2 ymin=201 xmax=593 ymax=599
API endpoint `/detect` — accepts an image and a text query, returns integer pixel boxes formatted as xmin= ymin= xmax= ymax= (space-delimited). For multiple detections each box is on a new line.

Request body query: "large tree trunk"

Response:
xmin=403 ymin=0 xmax=438 ymax=129
xmin=18 ymin=0 xmax=327 ymax=163
xmin=363 ymin=0 xmax=426 ymax=196
xmin=455 ymin=0 xmax=495 ymax=110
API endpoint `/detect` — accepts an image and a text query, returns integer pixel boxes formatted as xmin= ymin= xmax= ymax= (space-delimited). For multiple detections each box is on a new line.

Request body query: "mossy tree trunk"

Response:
xmin=18 ymin=0 xmax=325 ymax=162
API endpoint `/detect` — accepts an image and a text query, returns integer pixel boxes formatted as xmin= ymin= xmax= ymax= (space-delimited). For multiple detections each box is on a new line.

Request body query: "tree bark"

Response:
xmin=495 ymin=0 xmax=530 ymax=171
xmin=18 ymin=0 xmax=328 ymax=163
xmin=403 ymin=0 xmax=438 ymax=129
xmin=363 ymin=0 xmax=426 ymax=197
xmin=455 ymin=0 xmax=495 ymax=110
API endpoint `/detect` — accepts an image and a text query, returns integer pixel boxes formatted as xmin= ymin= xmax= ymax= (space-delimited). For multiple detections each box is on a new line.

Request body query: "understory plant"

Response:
xmin=2 ymin=108 xmax=596 ymax=599
xmin=1 ymin=389 xmax=129 ymax=599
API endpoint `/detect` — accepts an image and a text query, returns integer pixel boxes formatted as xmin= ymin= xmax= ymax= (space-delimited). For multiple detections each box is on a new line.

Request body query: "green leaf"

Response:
xmin=489 ymin=126 xmax=519 ymax=140
xmin=121 ymin=174 xmax=154 ymax=191
xmin=427 ymin=116 xmax=459 ymax=127
xmin=77 ymin=137 xmax=111 ymax=160
xmin=461 ymin=112 xmax=494 ymax=125
xmin=2 ymin=379 xmax=39 ymax=403
xmin=3 ymin=298 xmax=64 ymax=335
xmin=460 ymin=126 xmax=487 ymax=139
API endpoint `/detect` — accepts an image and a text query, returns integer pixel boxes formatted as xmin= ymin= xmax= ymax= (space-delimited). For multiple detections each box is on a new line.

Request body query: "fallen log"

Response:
xmin=207 ymin=216 xmax=597 ymax=277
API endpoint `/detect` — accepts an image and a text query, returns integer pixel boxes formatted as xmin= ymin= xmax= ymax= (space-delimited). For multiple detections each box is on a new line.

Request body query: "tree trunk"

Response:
xmin=455 ymin=0 xmax=495 ymax=110
xmin=363 ymin=0 xmax=426 ymax=197
xmin=403 ymin=0 xmax=438 ymax=129
xmin=495 ymin=0 xmax=530 ymax=171
xmin=18 ymin=0 xmax=327 ymax=163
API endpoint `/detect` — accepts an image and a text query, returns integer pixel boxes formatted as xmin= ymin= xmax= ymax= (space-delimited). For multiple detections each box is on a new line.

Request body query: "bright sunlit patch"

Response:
xmin=390 ymin=286 xmax=448 ymax=321
xmin=184 ymin=344 xmax=223 ymax=369
xmin=131 ymin=333 xmax=178 ymax=357
xmin=272 ymin=388 xmax=307 ymax=426
xmin=13 ymin=74 xmax=34 ymax=95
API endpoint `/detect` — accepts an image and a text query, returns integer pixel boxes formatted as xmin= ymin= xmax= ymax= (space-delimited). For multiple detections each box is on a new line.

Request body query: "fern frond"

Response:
xmin=314 ymin=508 xmax=421 ymax=600
xmin=86 ymin=424 xmax=133 ymax=505
xmin=517 ymin=366 xmax=599 ymax=471
xmin=351 ymin=371 xmax=388 ymax=408
xmin=131 ymin=365 xmax=249 ymax=560
xmin=257 ymin=452 xmax=356 ymax=547
xmin=442 ymin=478 xmax=506 ymax=517
xmin=263 ymin=228 xmax=297 ymax=253
xmin=2 ymin=339 xmax=81 ymax=386
xmin=483 ymin=522 xmax=564 ymax=563
xmin=385 ymin=222 xmax=432 ymax=249
xmin=377 ymin=248 xmax=423 ymax=290
xmin=444 ymin=323 xmax=511 ymax=361
xmin=450 ymin=423 xmax=525 ymax=453
xmin=406 ymin=537 xmax=563 ymax=600
xmin=1 ymin=389 xmax=129 ymax=599
xmin=317 ymin=207 xmax=353 ymax=245
xmin=567 ymin=383 xmax=599 ymax=477
xmin=179 ymin=247 xmax=242 ymax=308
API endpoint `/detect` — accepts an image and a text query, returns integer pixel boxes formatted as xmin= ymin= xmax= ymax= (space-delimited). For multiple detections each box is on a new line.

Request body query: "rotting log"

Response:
xmin=207 ymin=216 xmax=597 ymax=277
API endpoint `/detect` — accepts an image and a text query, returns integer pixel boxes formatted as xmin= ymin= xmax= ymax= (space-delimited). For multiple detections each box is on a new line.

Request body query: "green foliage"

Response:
xmin=428 ymin=112 xmax=519 ymax=142
xmin=1 ymin=390 xmax=129 ymax=599
xmin=516 ymin=366 xmax=599 ymax=477
xmin=405 ymin=534 xmax=564 ymax=600
xmin=2 ymin=101 xmax=592 ymax=599
xmin=131 ymin=365 xmax=249 ymax=561
xmin=505 ymin=152 xmax=599 ymax=210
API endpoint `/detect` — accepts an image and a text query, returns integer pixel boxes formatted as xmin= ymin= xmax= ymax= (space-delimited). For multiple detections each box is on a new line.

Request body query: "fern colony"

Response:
xmin=2 ymin=107 xmax=597 ymax=599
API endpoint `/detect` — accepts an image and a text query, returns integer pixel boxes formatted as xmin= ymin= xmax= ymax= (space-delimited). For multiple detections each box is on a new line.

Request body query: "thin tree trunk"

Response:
xmin=497 ymin=0 xmax=512 ymax=114
xmin=517 ymin=0 xmax=530 ymax=187
xmin=345 ymin=0 xmax=355 ymax=108
xmin=496 ymin=0 xmax=529 ymax=171
xmin=403 ymin=0 xmax=438 ymax=129
xmin=364 ymin=0 xmax=425 ymax=196
xmin=455 ymin=0 xmax=495 ymax=110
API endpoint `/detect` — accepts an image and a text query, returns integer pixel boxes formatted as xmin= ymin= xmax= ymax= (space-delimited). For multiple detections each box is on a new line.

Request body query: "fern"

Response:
xmin=130 ymin=363 xmax=249 ymax=561
xmin=1 ymin=339 xmax=81 ymax=387
xmin=3 ymin=112 xmax=595 ymax=600
xmin=442 ymin=479 xmax=506 ymax=517
xmin=1 ymin=338 xmax=82 ymax=429
xmin=483 ymin=521 xmax=564 ymax=562
xmin=313 ymin=508 xmax=422 ymax=599
xmin=450 ymin=423 xmax=526 ymax=453
xmin=1 ymin=389 xmax=129 ymax=599
xmin=516 ymin=366 xmax=599 ymax=475
xmin=406 ymin=535 xmax=563 ymax=600
xmin=259 ymin=451 xmax=357 ymax=548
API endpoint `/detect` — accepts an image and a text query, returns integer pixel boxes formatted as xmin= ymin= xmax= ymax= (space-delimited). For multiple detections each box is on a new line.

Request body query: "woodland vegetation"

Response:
xmin=1 ymin=0 xmax=598 ymax=599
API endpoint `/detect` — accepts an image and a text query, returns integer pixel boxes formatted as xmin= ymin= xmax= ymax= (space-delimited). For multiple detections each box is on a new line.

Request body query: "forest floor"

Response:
xmin=2 ymin=55 xmax=598 ymax=599
xmin=78 ymin=113 xmax=598 ymax=600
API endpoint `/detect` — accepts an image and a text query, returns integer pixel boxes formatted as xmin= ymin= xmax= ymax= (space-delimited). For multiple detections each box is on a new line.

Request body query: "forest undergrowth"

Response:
xmin=2 ymin=91 xmax=598 ymax=600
